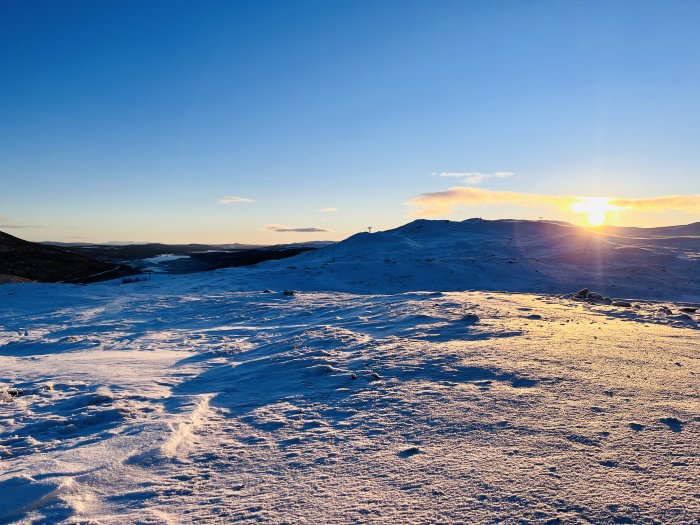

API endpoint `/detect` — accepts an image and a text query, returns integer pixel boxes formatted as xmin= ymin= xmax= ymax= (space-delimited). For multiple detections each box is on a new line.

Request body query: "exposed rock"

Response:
xmin=0 ymin=388 xmax=23 ymax=402
xmin=612 ymin=301 xmax=632 ymax=307
xmin=659 ymin=417 xmax=684 ymax=432
xmin=462 ymin=313 xmax=480 ymax=324
xmin=674 ymin=313 xmax=695 ymax=322
xmin=398 ymin=446 xmax=421 ymax=457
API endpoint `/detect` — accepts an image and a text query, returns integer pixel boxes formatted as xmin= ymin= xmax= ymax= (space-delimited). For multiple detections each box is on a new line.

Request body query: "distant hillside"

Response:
xmin=41 ymin=241 xmax=330 ymax=265
xmin=41 ymin=242 xmax=256 ymax=261
xmin=220 ymin=218 xmax=700 ymax=301
xmin=39 ymin=241 xmax=324 ymax=274
xmin=0 ymin=231 xmax=135 ymax=283
xmin=596 ymin=222 xmax=700 ymax=238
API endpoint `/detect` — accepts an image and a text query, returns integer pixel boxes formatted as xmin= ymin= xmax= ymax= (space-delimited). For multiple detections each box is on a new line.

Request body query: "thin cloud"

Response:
xmin=263 ymin=224 xmax=333 ymax=233
xmin=408 ymin=187 xmax=568 ymax=217
xmin=609 ymin=195 xmax=700 ymax=212
xmin=217 ymin=196 xmax=255 ymax=204
xmin=436 ymin=171 xmax=515 ymax=185
xmin=318 ymin=207 xmax=338 ymax=212
xmin=0 ymin=223 xmax=37 ymax=229
xmin=0 ymin=215 xmax=40 ymax=229
xmin=407 ymin=187 xmax=700 ymax=217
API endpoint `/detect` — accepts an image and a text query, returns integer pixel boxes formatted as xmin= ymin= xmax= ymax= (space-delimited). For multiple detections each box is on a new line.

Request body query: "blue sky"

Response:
xmin=1 ymin=0 xmax=699 ymax=243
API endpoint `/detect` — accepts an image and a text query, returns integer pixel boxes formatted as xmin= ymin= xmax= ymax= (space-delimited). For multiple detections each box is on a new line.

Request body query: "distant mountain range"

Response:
xmin=595 ymin=222 xmax=700 ymax=238
xmin=1 ymin=232 xmax=331 ymax=283
xmin=41 ymin=242 xmax=262 ymax=262
xmin=42 ymin=241 xmax=264 ymax=250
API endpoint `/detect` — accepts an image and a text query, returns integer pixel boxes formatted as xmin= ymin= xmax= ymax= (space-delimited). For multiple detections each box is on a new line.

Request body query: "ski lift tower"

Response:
xmin=368 ymin=226 xmax=373 ymax=234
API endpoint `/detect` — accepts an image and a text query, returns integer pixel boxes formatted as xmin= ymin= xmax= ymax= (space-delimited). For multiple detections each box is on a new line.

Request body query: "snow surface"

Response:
xmin=1 ymin=219 xmax=699 ymax=523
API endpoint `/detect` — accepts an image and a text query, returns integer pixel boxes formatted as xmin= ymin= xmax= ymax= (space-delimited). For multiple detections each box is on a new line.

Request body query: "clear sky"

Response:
xmin=1 ymin=0 xmax=699 ymax=243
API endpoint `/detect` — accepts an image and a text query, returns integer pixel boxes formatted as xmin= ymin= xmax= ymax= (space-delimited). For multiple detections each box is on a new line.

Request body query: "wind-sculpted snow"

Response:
xmin=0 ymin=279 xmax=698 ymax=523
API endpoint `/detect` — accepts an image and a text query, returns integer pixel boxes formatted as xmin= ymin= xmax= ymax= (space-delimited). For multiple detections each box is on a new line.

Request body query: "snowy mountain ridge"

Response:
xmin=208 ymin=218 xmax=700 ymax=301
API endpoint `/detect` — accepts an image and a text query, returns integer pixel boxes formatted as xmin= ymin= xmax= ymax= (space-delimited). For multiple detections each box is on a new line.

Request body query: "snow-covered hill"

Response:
xmin=202 ymin=219 xmax=700 ymax=301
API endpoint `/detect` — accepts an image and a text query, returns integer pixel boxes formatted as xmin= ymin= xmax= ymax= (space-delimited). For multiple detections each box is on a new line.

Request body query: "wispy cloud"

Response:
xmin=609 ymin=195 xmax=700 ymax=212
xmin=407 ymin=187 xmax=700 ymax=218
xmin=263 ymin=224 xmax=333 ymax=233
xmin=318 ymin=207 xmax=338 ymax=212
xmin=408 ymin=187 xmax=566 ymax=216
xmin=0 ymin=215 xmax=40 ymax=229
xmin=0 ymin=223 xmax=37 ymax=229
xmin=217 ymin=196 xmax=255 ymax=204
xmin=435 ymin=171 xmax=515 ymax=185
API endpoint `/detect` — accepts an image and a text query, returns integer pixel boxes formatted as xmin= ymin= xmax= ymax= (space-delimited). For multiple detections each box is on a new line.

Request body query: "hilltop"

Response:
xmin=213 ymin=218 xmax=700 ymax=301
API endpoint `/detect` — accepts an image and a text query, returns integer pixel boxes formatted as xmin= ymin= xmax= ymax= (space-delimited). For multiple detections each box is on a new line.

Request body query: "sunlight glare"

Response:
xmin=570 ymin=198 xmax=620 ymax=226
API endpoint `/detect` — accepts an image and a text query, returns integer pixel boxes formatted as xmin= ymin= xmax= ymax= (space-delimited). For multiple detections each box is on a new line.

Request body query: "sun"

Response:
xmin=570 ymin=198 xmax=620 ymax=226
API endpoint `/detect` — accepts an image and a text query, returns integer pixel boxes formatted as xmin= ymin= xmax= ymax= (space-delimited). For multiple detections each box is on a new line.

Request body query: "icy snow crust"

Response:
xmin=1 ymin=219 xmax=699 ymax=523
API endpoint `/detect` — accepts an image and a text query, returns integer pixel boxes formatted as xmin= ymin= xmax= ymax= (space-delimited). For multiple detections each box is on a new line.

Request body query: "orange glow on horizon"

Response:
xmin=570 ymin=198 xmax=623 ymax=226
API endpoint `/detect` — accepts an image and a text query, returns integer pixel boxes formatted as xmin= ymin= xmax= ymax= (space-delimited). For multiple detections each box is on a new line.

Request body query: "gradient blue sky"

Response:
xmin=2 ymin=0 xmax=699 ymax=243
